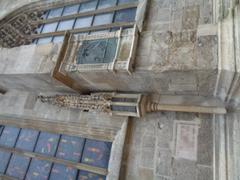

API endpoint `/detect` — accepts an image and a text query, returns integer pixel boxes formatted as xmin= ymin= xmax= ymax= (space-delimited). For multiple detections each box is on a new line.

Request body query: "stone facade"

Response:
xmin=0 ymin=0 xmax=240 ymax=180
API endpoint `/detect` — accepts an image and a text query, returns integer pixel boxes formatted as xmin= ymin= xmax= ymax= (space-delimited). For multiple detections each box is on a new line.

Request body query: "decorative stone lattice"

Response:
xmin=0 ymin=11 xmax=43 ymax=48
xmin=38 ymin=93 xmax=114 ymax=113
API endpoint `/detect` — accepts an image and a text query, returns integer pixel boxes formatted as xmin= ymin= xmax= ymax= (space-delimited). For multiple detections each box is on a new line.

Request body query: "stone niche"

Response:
xmin=59 ymin=27 xmax=139 ymax=76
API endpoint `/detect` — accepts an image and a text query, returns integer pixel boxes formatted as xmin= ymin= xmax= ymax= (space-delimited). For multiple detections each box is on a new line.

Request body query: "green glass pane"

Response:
xmin=77 ymin=38 xmax=117 ymax=64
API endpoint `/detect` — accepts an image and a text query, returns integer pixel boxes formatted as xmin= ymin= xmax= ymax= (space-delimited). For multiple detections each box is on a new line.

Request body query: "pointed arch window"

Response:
xmin=0 ymin=0 xmax=147 ymax=48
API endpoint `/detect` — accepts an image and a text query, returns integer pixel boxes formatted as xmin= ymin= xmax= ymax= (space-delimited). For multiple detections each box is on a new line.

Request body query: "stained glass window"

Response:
xmin=53 ymin=36 xmax=64 ymax=43
xmin=114 ymin=8 xmax=136 ymax=22
xmin=50 ymin=164 xmax=78 ymax=180
xmin=47 ymin=8 xmax=64 ymax=19
xmin=15 ymin=129 xmax=39 ymax=151
xmin=76 ymin=38 xmax=117 ymax=64
xmin=6 ymin=155 xmax=30 ymax=179
xmin=35 ymin=132 xmax=60 ymax=156
xmin=37 ymin=37 xmax=52 ymax=44
xmin=57 ymin=19 xmax=75 ymax=31
xmin=26 ymin=159 xmax=52 ymax=180
xmin=79 ymin=170 xmax=106 ymax=180
xmin=93 ymin=13 xmax=114 ymax=26
xmin=41 ymin=22 xmax=58 ymax=33
xmin=63 ymin=4 xmax=80 ymax=16
xmin=74 ymin=16 xmax=93 ymax=29
xmin=79 ymin=0 xmax=98 ymax=12
xmin=0 ymin=126 xmax=20 ymax=147
xmin=98 ymin=0 xmax=117 ymax=9
xmin=0 ymin=125 xmax=111 ymax=180
xmin=81 ymin=139 xmax=112 ymax=168
xmin=34 ymin=0 xmax=138 ymax=45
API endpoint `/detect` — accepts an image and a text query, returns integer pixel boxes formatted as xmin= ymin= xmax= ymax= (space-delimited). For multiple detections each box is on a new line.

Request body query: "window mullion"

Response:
xmin=72 ymin=3 xmax=82 ymax=34
xmin=23 ymin=131 xmax=41 ymax=180
xmin=0 ymin=144 xmax=108 ymax=176
xmin=34 ymin=2 xmax=138 ymax=26
xmin=89 ymin=0 xmax=101 ymax=34
xmin=3 ymin=128 xmax=22 ymax=174
xmin=47 ymin=134 xmax=62 ymax=179
xmin=52 ymin=7 xmax=65 ymax=42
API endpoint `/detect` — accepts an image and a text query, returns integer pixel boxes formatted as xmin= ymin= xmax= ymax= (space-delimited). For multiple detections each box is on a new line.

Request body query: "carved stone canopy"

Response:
xmin=38 ymin=92 xmax=227 ymax=117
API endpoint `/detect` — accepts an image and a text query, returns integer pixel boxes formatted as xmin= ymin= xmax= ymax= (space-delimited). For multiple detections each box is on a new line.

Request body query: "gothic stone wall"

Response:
xmin=0 ymin=0 xmax=218 ymax=96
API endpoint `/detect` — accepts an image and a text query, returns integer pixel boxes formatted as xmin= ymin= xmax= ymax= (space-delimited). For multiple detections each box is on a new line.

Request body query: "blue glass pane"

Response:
xmin=57 ymin=19 xmax=75 ymax=31
xmin=79 ymin=0 xmax=98 ymax=12
xmin=0 ymin=126 xmax=20 ymax=147
xmin=78 ymin=170 xmax=106 ymax=180
xmin=41 ymin=11 xmax=49 ymax=20
xmin=77 ymin=38 xmax=117 ymax=64
xmin=49 ymin=164 xmax=78 ymax=180
xmin=56 ymin=135 xmax=85 ymax=162
xmin=74 ymin=16 xmax=93 ymax=29
xmin=53 ymin=36 xmax=64 ymax=43
xmin=114 ymin=8 xmax=136 ymax=22
xmin=47 ymin=8 xmax=63 ymax=19
xmin=118 ymin=0 xmax=138 ymax=4
xmin=25 ymin=159 xmax=52 ymax=180
xmin=35 ymin=132 xmax=60 ymax=156
xmin=0 ymin=126 xmax=3 ymax=136
xmin=6 ymin=155 xmax=30 ymax=179
xmin=41 ymin=22 xmax=58 ymax=33
xmin=36 ymin=25 xmax=43 ymax=33
xmin=93 ymin=13 xmax=113 ymax=26
xmin=0 ymin=151 xmax=11 ymax=173
xmin=81 ymin=140 xmax=112 ymax=168
xmin=63 ymin=4 xmax=80 ymax=16
xmin=16 ymin=129 xmax=39 ymax=151
xmin=98 ymin=0 xmax=117 ymax=9
xmin=37 ymin=37 xmax=52 ymax=45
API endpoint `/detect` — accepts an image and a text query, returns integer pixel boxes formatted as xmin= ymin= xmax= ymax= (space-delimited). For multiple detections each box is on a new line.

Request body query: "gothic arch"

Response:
xmin=0 ymin=0 xmax=145 ymax=48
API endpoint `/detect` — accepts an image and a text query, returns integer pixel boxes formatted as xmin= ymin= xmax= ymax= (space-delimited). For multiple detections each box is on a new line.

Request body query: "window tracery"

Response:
xmin=0 ymin=0 xmax=141 ymax=48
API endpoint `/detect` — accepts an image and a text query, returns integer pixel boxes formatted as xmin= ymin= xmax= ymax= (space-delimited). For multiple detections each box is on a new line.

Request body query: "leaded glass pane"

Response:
xmin=74 ymin=16 xmax=93 ymax=29
xmin=93 ymin=13 xmax=113 ymax=26
xmin=57 ymin=19 xmax=75 ymax=31
xmin=77 ymin=38 xmax=117 ymax=64
xmin=41 ymin=11 xmax=49 ymax=20
xmin=6 ymin=155 xmax=30 ymax=179
xmin=63 ymin=4 xmax=80 ymax=16
xmin=41 ymin=22 xmax=58 ymax=33
xmin=15 ymin=129 xmax=39 ymax=151
xmin=98 ymin=0 xmax=117 ymax=9
xmin=35 ymin=132 xmax=60 ymax=156
xmin=49 ymin=164 xmax=78 ymax=180
xmin=78 ymin=170 xmax=106 ymax=180
xmin=0 ymin=126 xmax=20 ymax=147
xmin=56 ymin=135 xmax=85 ymax=162
xmin=81 ymin=139 xmax=112 ymax=168
xmin=47 ymin=7 xmax=63 ymax=19
xmin=25 ymin=159 xmax=52 ymax=180
xmin=114 ymin=8 xmax=136 ymax=22
xmin=118 ymin=0 xmax=138 ymax=4
xmin=79 ymin=0 xmax=98 ymax=12
xmin=0 ymin=152 xmax=11 ymax=173
xmin=53 ymin=36 xmax=64 ymax=43
xmin=37 ymin=37 xmax=52 ymax=44
xmin=35 ymin=25 xmax=43 ymax=33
